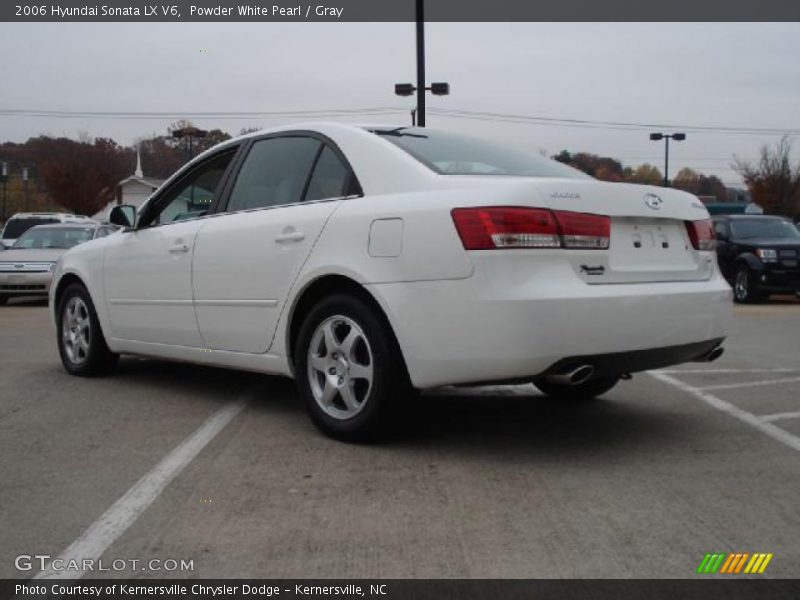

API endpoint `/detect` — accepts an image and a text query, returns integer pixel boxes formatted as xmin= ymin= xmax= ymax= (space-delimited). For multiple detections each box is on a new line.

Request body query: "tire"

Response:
xmin=733 ymin=266 xmax=762 ymax=304
xmin=294 ymin=294 xmax=406 ymax=442
xmin=57 ymin=283 xmax=118 ymax=376
xmin=533 ymin=376 xmax=621 ymax=402
xmin=0 ymin=296 xmax=7 ymax=305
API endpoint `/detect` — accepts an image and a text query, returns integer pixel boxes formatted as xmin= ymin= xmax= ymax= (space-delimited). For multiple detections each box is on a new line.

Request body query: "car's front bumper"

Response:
xmin=758 ymin=263 xmax=800 ymax=292
xmin=369 ymin=254 xmax=733 ymax=388
xmin=0 ymin=271 xmax=53 ymax=297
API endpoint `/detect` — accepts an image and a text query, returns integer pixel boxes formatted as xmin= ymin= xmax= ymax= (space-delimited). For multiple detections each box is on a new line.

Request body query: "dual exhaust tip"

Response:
xmin=545 ymin=344 xmax=725 ymax=386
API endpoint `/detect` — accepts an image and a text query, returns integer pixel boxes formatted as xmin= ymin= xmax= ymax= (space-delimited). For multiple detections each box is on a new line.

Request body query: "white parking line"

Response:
xmin=697 ymin=376 xmax=800 ymax=392
xmin=649 ymin=371 xmax=800 ymax=454
xmin=34 ymin=396 xmax=249 ymax=580
xmin=761 ymin=410 xmax=800 ymax=423
xmin=656 ymin=368 xmax=800 ymax=375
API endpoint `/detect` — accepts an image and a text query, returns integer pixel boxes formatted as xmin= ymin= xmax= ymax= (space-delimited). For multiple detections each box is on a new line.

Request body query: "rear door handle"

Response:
xmin=275 ymin=231 xmax=306 ymax=243
xmin=169 ymin=243 xmax=190 ymax=254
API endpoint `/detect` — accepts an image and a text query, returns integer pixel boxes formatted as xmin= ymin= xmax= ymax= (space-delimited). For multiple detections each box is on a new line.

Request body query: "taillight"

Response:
xmin=685 ymin=219 xmax=715 ymax=251
xmin=451 ymin=207 xmax=609 ymax=250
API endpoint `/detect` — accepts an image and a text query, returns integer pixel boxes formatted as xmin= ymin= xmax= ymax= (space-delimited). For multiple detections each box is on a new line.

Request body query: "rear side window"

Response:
xmin=226 ymin=137 xmax=321 ymax=211
xmin=2 ymin=218 xmax=59 ymax=239
xmin=304 ymin=146 xmax=350 ymax=202
xmin=373 ymin=127 xmax=589 ymax=179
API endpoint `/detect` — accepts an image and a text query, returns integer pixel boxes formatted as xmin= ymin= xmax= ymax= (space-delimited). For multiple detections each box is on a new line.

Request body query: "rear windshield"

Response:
xmin=730 ymin=219 xmax=800 ymax=240
xmin=2 ymin=217 xmax=59 ymax=239
xmin=372 ymin=127 xmax=590 ymax=179
xmin=12 ymin=226 xmax=95 ymax=249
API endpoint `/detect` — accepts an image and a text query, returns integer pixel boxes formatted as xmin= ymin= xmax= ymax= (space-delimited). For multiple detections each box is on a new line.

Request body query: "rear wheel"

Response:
xmin=733 ymin=266 xmax=763 ymax=303
xmin=533 ymin=376 xmax=620 ymax=401
xmin=294 ymin=294 xmax=406 ymax=442
xmin=57 ymin=283 xmax=118 ymax=376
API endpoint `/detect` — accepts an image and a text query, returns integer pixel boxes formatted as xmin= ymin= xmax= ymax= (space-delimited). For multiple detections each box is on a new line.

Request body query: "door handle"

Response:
xmin=169 ymin=243 xmax=190 ymax=253
xmin=275 ymin=231 xmax=306 ymax=243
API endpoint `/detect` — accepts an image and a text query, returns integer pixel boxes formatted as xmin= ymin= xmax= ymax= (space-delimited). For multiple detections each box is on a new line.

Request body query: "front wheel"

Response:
xmin=733 ymin=266 xmax=763 ymax=303
xmin=533 ymin=376 xmax=621 ymax=401
xmin=57 ymin=283 xmax=118 ymax=376
xmin=294 ymin=294 xmax=407 ymax=442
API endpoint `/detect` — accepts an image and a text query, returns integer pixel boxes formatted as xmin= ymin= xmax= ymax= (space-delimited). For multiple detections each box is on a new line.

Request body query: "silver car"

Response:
xmin=0 ymin=222 xmax=118 ymax=305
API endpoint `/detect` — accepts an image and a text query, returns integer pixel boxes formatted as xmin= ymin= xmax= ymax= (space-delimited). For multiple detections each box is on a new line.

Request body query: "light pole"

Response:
xmin=649 ymin=132 xmax=686 ymax=187
xmin=0 ymin=161 xmax=7 ymax=220
xmin=22 ymin=166 xmax=29 ymax=212
xmin=171 ymin=126 xmax=208 ymax=161
xmin=394 ymin=0 xmax=449 ymax=127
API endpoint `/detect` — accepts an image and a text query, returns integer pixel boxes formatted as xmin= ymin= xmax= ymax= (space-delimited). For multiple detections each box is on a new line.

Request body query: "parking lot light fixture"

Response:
xmin=650 ymin=132 xmax=686 ymax=187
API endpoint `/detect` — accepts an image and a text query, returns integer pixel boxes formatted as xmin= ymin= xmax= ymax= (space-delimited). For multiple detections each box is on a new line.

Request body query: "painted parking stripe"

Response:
xmin=657 ymin=368 xmax=799 ymax=375
xmin=697 ymin=376 xmax=800 ymax=392
xmin=649 ymin=371 xmax=800 ymax=454
xmin=761 ymin=410 xmax=800 ymax=423
xmin=34 ymin=396 xmax=249 ymax=579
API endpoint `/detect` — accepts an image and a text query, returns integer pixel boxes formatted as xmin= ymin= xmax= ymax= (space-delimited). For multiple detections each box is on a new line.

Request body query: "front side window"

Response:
xmin=226 ymin=137 xmax=321 ymax=212
xmin=143 ymin=150 xmax=236 ymax=227
xmin=372 ymin=127 xmax=590 ymax=179
xmin=12 ymin=226 xmax=94 ymax=249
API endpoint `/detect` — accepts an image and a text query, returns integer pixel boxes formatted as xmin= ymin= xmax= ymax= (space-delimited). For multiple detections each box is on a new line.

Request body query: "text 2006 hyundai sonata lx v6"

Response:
xmin=49 ymin=124 xmax=732 ymax=440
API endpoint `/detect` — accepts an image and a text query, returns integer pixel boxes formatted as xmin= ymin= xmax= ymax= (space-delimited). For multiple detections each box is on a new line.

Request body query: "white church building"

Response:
xmin=93 ymin=149 xmax=164 ymax=221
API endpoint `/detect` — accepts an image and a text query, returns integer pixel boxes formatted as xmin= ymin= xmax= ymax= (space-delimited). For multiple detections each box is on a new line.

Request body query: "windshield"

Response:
xmin=730 ymin=218 xmax=800 ymax=240
xmin=2 ymin=217 xmax=59 ymax=239
xmin=12 ymin=226 xmax=95 ymax=249
xmin=372 ymin=127 xmax=590 ymax=178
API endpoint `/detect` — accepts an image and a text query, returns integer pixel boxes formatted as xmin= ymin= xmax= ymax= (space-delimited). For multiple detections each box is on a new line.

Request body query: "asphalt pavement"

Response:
xmin=1 ymin=296 xmax=798 ymax=579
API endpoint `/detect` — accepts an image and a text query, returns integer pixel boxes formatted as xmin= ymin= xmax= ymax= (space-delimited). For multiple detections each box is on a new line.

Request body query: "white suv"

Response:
xmin=1 ymin=212 xmax=94 ymax=248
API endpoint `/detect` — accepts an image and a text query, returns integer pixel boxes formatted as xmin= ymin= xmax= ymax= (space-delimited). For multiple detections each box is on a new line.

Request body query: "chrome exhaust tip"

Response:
xmin=547 ymin=364 xmax=595 ymax=386
xmin=706 ymin=345 xmax=724 ymax=362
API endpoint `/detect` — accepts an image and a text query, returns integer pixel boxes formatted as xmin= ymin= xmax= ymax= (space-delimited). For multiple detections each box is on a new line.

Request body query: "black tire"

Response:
xmin=533 ymin=376 xmax=621 ymax=401
xmin=0 ymin=296 xmax=7 ymax=305
xmin=733 ymin=265 xmax=763 ymax=304
xmin=57 ymin=283 xmax=118 ymax=376
xmin=294 ymin=294 xmax=407 ymax=442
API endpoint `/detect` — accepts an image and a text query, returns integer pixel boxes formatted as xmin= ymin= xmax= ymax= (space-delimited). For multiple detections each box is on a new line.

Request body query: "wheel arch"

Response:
xmin=52 ymin=272 xmax=88 ymax=324
xmin=285 ymin=274 xmax=411 ymax=385
xmin=735 ymin=252 xmax=764 ymax=273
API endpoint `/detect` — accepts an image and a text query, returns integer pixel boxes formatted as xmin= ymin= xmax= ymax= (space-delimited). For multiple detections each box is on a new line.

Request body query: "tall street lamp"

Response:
xmin=393 ymin=0 xmax=449 ymax=127
xmin=649 ymin=132 xmax=686 ymax=187
xmin=172 ymin=126 xmax=208 ymax=161
xmin=0 ymin=161 xmax=8 ymax=220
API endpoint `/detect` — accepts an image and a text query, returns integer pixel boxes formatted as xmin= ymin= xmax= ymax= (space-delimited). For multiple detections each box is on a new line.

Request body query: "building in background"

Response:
xmin=93 ymin=148 xmax=164 ymax=221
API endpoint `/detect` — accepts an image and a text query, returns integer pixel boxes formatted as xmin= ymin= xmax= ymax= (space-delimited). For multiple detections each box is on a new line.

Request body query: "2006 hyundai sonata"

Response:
xmin=50 ymin=123 xmax=732 ymax=440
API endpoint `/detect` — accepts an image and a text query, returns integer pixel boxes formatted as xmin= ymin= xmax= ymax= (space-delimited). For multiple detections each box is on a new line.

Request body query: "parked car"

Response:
xmin=0 ymin=222 xmax=116 ymax=304
xmin=712 ymin=215 xmax=800 ymax=303
xmin=50 ymin=124 xmax=731 ymax=440
xmin=1 ymin=212 xmax=94 ymax=248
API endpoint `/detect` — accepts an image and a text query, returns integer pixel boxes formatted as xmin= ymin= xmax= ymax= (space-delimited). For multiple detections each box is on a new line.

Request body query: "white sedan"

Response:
xmin=50 ymin=123 xmax=732 ymax=440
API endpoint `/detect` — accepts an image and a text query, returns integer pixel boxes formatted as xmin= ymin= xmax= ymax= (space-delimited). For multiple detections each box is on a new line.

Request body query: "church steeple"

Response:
xmin=134 ymin=144 xmax=143 ymax=178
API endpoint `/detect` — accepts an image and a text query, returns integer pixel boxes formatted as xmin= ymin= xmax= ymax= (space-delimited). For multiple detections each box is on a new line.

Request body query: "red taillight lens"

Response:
xmin=685 ymin=219 xmax=715 ymax=251
xmin=451 ymin=207 xmax=559 ymax=250
xmin=451 ymin=207 xmax=610 ymax=250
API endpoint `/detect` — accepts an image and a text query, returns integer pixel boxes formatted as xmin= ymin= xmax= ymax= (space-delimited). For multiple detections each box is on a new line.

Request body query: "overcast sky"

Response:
xmin=1 ymin=22 xmax=799 ymax=186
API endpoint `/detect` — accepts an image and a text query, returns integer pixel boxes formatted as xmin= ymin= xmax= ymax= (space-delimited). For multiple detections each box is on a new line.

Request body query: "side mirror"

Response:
xmin=109 ymin=204 xmax=136 ymax=228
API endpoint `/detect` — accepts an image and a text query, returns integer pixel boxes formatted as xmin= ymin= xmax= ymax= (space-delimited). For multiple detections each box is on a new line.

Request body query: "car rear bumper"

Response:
xmin=369 ymin=254 xmax=733 ymax=388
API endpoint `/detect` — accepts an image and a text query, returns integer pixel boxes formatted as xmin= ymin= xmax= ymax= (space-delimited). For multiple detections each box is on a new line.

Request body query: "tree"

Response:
xmin=623 ymin=163 xmax=663 ymax=186
xmin=552 ymin=150 xmax=625 ymax=182
xmin=734 ymin=136 xmax=800 ymax=217
xmin=27 ymin=136 xmax=130 ymax=215
xmin=672 ymin=167 xmax=727 ymax=202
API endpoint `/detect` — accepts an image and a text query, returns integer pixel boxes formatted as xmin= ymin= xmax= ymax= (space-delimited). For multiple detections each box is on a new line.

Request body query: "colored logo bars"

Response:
xmin=697 ymin=552 xmax=773 ymax=574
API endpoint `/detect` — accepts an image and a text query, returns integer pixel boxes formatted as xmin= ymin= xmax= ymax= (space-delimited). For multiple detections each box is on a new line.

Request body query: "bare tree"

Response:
xmin=734 ymin=136 xmax=800 ymax=217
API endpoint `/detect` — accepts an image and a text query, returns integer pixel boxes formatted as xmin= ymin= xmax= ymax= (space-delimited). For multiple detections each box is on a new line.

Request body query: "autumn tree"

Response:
xmin=672 ymin=168 xmax=727 ymax=201
xmin=623 ymin=163 xmax=663 ymax=186
xmin=27 ymin=136 xmax=130 ymax=215
xmin=552 ymin=150 xmax=625 ymax=182
xmin=137 ymin=121 xmax=233 ymax=179
xmin=734 ymin=136 xmax=800 ymax=217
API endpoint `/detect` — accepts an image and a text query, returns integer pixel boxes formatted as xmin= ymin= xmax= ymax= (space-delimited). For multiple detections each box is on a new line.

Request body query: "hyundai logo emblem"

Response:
xmin=644 ymin=193 xmax=663 ymax=210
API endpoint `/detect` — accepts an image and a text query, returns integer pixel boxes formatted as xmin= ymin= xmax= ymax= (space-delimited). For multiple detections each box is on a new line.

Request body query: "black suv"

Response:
xmin=713 ymin=215 xmax=800 ymax=303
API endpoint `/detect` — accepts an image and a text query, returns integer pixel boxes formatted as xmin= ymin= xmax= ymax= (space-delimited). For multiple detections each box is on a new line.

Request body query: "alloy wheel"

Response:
xmin=62 ymin=296 xmax=91 ymax=365
xmin=734 ymin=269 xmax=749 ymax=302
xmin=307 ymin=315 xmax=374 ymax=420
